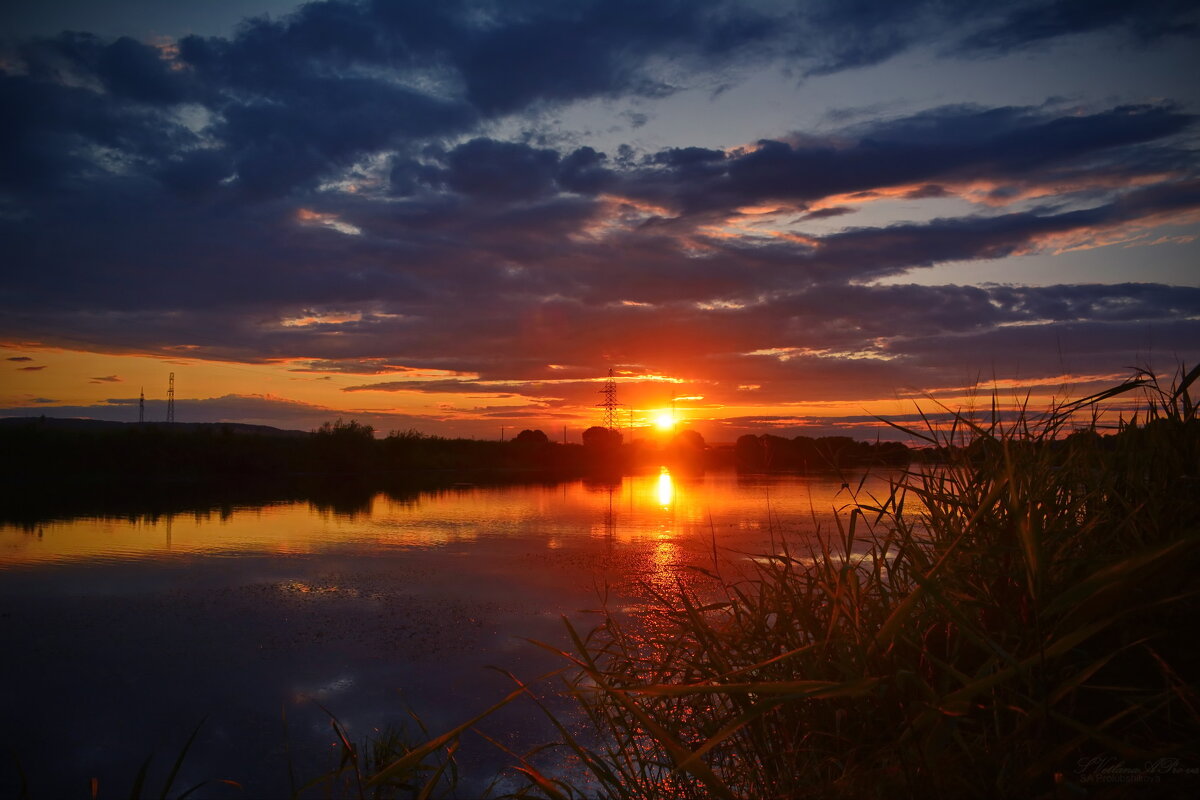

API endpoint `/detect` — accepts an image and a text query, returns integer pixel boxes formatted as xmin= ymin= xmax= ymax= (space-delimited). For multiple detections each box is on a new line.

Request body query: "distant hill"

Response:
xmin=0 ymin=416 xmax=310 ymax=437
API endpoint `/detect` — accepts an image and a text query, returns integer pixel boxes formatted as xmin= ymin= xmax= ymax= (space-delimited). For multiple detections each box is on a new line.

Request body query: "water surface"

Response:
xmin=0 ymin=469 xmax=901 ymax=797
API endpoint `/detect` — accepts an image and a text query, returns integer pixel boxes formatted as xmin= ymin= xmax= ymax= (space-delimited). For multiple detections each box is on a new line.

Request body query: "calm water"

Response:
xmin=0 ymin=469 xmax=902 ymax=797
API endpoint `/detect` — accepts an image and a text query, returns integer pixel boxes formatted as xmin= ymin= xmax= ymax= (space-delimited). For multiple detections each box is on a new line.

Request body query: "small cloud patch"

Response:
xmin=295 ymin=208 xmax=362 ymax=236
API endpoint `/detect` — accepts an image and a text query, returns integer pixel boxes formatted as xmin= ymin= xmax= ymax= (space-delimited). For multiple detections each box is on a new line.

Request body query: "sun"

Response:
xmin=654 ymin=411 xmax=676 ymax=432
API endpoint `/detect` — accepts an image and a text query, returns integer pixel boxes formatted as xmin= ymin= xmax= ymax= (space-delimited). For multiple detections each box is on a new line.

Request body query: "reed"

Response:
xmin=496 ymin=365 xmax=1200 ymax=798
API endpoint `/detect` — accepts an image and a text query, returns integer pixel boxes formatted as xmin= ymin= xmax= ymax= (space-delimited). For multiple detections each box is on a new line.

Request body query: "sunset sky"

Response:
xmin=2 ymin=0 xmax=1198 ymax=440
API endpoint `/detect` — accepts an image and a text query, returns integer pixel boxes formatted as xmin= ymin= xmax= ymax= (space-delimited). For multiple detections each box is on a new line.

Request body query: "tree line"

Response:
xmin=0 ymin=417 xmax=921 ymax=482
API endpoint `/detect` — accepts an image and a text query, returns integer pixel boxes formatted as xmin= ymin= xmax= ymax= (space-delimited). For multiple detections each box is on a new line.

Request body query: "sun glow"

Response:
xmin=654 ymin=411 xmax=677 ymax=431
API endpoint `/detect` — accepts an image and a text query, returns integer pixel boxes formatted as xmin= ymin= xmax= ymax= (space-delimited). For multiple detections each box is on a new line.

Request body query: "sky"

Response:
xmin=1 ymin=0 xmax=1198 ymax=441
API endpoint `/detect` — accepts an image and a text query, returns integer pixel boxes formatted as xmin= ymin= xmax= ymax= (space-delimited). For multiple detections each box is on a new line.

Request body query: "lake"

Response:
xmin=0 ymin=468 xmax=904 ymax=797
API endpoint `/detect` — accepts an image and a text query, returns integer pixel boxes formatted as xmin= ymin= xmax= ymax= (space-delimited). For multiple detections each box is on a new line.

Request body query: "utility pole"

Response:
xmin=138 ymin=387 xmax=144 ymax=424
xmin=166 ymin=372 xmax=175 ymax=423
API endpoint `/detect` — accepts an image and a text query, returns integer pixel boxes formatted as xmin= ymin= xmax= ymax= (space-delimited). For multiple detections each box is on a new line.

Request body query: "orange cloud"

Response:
xmin=1024 ymin=208 xmax=1200 ymax=255
xmin=295 ymin=208 xmax=362 ymax=235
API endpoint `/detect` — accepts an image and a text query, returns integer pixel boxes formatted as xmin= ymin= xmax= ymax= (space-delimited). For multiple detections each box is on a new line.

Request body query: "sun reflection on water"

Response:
xmin=655 ymin=467 xmax=674 ymax=508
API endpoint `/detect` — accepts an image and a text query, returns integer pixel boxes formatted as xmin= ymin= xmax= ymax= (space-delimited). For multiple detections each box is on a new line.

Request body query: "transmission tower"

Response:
xmin=167 ymin=372 xmax=175 ymax=423
xmin=598 ymin=368 xmax=622 ymax=431
xmin=139 ymin=387 xmax=145 ymax=424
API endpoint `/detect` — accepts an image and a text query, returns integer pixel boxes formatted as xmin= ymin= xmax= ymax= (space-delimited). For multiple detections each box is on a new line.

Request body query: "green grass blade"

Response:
xmin=128 ymin=753 xmax=153 ymax=800
xmin=365 ymin=684 xmax=525 ymax=788
xmin=158 ymin=717 xmax=206 ymax=800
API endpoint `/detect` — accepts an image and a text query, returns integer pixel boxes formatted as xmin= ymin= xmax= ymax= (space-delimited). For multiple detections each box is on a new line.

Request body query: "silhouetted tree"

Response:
xmin=666 ymin=428 xmax=708 ymax=467
xmin=313 ymin=418 xmax=375 ymax=440
xmin=582 ymin=426 xmax=624 ymax=470
xmin=513 ymin=429 xmax=550 ymax=445
xmin=582 ymin=426 xmax=622 ymax=448
xmin=672 ymin=429 xmax=705 ymax=450
xmin=312 ymin=418 xmax=377 ymax=471
xmin=735 ymin=434 xmax=765 ymax=470
xmin=761 ymin=434 xmax=796 ymax=469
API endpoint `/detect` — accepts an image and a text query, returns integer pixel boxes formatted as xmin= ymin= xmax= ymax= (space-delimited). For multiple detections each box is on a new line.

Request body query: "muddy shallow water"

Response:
xmin=0 ymin=469 xmax=901 ymax=797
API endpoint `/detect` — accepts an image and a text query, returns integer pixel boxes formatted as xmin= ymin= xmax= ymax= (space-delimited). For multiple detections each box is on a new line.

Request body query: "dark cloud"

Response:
xmin=343 ymin=379 xmax=539 ymax=394
xmin=557 ymin=146 xmax=612 ymax=195
xmin=0 ymin=70 xmax=200 ymax=192
xmin=960 ymin=0 xmax=1200 ymax=54
xmin=454 ymin=0 xmax=775 ymax=115
xmin=289 ymin=359 xmax=450 ymax=376
xmin=7 ymin=356 xmax=33 ymax=361
xmin=17 ymin=32 xmax=196 ymax=105
xmin=797 ymin=0 xmax=1198 ymax=74
xmin=795 ymin=0 xmax=944 ymax=75
xmin=891 ymin=317 xmax=1200 ymax=367
xmin=442 ymin=138 xmax=561 ymax=201
xmin=17 ymin=365 xmax=47 ymax=371
xmin=774 ymin=181 xmax=1200 ymax=284
xmin=89 ymin=375 xmax=122 ymax=383
xmin=798 ymin=207 xmax=855 ymax=221
xmin=617 ymin=104 xmax=1195 ymax=213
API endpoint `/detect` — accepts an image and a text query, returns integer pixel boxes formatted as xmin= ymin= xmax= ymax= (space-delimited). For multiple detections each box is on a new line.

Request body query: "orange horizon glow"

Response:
xmin=1 ymin=342 xmax=1153 ymax=440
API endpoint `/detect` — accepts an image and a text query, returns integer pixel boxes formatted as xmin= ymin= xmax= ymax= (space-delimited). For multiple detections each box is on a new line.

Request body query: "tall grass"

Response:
xmin=499 ymin=365 xmax=1200 ymax=798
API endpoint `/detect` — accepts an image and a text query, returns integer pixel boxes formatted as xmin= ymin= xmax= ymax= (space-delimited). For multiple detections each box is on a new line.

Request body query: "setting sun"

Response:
xmin=654 ymin=411 xmax=677 ymax=431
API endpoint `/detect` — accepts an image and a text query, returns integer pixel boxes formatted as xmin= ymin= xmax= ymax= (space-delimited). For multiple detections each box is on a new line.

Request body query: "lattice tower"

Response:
xmin=598 ymin=368 xmax=622 ymax=431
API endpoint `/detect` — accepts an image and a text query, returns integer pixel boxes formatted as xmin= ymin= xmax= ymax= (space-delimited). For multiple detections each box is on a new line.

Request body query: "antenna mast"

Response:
xmin=599 ymin=368 xmax=622 ymax=432
xmin=167 ymin=372 xmax=175 ymax=423
xmin=138 ymin=387 xmax=145 ymax=424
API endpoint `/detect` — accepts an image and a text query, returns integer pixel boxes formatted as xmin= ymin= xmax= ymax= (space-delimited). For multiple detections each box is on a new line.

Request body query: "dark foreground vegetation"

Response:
xmin=290 ymin=365 xmax=1198 ymax=799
